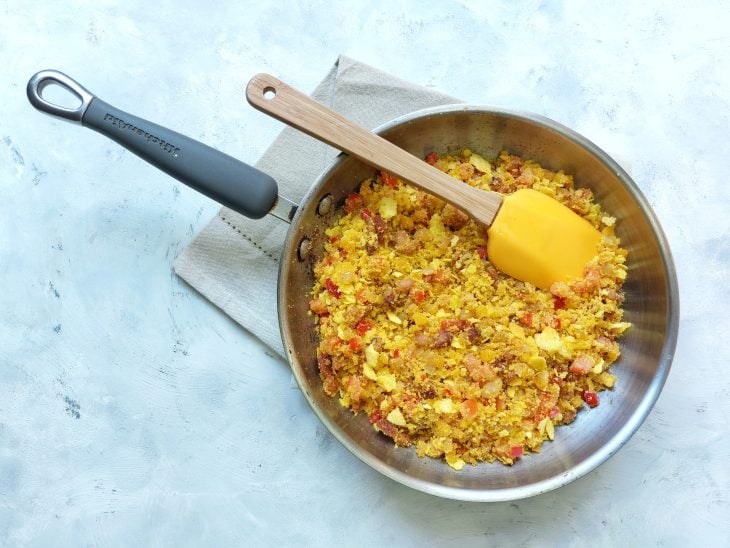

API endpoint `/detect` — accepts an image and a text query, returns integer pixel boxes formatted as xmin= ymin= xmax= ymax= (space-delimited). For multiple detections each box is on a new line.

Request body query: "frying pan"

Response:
xmin=27 ymin=69 xmax=679 ymax=501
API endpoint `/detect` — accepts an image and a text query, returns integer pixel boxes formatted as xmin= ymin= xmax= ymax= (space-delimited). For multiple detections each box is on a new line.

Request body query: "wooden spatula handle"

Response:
xmin=246 ymin=73 xmax=502 ymax=227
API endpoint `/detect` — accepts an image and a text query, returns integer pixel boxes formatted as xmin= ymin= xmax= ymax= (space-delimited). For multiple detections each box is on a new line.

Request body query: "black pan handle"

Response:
xmin=26 ymin=70 xmax=279 ymax=219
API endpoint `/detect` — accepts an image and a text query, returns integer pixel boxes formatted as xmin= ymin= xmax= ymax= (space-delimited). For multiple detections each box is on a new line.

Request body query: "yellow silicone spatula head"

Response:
xmin=246 ymin=74 xmax=602 ymax=290
xmin=487 ymin=188 xmax=602 ymax=289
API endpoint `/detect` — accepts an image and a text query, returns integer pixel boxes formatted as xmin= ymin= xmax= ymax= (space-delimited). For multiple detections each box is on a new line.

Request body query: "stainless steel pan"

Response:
xmin=27 ymin=70 xmax=679 ymax=501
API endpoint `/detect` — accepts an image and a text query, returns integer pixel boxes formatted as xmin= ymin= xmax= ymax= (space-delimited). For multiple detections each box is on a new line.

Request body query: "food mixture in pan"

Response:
xmin=309 ymin=150 xmax=630 ymax=469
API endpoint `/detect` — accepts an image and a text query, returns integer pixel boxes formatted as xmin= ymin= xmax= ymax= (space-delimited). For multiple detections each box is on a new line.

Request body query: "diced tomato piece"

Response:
xmin=461 ymin=398 xmax=478 ymax=419
xmin=553 ymin=296 xmax=567 ymax=310
xmin=368 ymin=411 xmax=382 ymax=424
xmin=329 ymin=235 xmax=339 ymax=244
xmin=569 ymin=355 xmax=594 ymax=375
xmin=535 ymin=391 xmax=556 ymax=421
xmin=392 ymin=348 xmax=400 ymax=358
xmin=412 ymin=289 xmax=428 ymax=303
xmin=519 ymin=312 xmax=534 ymax=328
xmin=344 ymin=192 xmax=363 ymax=212
xmin=355 ymin=288 xmax=368 ymax=304
xmin=422 ymin=268 xmax=446 ymax=284
xmin=425 ymin=151 xmax=439 ymax=165
xmin=440 ymin=319 xmax=469 ymax=331
xmin=372 ymin=214 xmax=387 ymax=240
xmin=325 ymin=277 xmax=342 ymax=298
xmin=309 ymin=298 xmax=329 ymax=316
xmin=356 ymin=320 xmax=371 ymax=336
xmin=374 ymin=418 xmax=398 ymax=438
xmin=323 ymin=336 xmax=343 ymax=353
xmin=348 ymin=337 xmax=362 ymax=352
xmin=380 ymin=171 xmax=398 ymax=187
xmin=582 ymin=391 xmax=599 ymax=408
xmin=318 ymin=354 xmax=338 ymax=396
xmin=360 ymin=208 xmax=373 ymax=221
xmin=476 ymin=246 xmax=488 ymax=260
xmin=510 ymin=445 xmax=523 ymax=459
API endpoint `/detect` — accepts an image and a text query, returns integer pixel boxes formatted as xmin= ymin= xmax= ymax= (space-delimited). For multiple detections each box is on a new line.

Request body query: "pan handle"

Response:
xmin=27 ymin=70 xmax=282 ymax=220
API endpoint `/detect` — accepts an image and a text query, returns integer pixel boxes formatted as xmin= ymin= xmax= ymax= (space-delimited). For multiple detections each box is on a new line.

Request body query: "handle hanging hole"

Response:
xmin=38 ymin=81 xmax=84 ymax=110
xmin=263 ymin=86 xmax=276 ymax=100
xmin=27 ymin=70 xmax=95 ymax=124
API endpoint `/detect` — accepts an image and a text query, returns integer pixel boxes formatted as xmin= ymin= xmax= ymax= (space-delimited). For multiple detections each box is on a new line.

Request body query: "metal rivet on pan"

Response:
xmin=298 ymin=237 xmax=311 ymax=261
xmin=317 ymin=194 xmax=334 ymax=216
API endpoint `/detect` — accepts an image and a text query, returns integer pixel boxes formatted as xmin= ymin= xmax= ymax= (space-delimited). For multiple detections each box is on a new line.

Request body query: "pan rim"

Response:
xmin=278 ymin=104 xmax=680 ymax=502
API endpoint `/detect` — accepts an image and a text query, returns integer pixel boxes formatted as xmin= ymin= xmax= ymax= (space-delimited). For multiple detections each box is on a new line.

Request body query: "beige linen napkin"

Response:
xmin=174 ymin=55 xmax=457 ymax=358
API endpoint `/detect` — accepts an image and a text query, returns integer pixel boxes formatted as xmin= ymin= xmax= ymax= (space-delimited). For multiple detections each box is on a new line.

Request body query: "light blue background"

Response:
xmin=1 ymin=1 xmax=728 ymax=546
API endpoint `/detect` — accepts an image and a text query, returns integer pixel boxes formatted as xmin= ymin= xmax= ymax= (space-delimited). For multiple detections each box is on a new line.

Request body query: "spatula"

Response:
xmin=246 ymin=74 xmax=601 ymax=290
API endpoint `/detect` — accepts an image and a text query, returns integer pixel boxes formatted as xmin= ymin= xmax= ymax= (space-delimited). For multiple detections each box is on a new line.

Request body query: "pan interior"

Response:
xmin=278 ymin=106 xmax=678 ymax=501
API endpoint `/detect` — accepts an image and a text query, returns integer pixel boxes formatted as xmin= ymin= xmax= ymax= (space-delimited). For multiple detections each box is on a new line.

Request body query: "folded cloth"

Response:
xmin=174 ymin=55 xmax=457 ymax=358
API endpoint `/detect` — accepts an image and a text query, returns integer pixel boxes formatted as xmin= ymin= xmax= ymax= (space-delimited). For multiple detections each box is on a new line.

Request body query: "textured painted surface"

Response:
xmin=1 ymin=1 xmax=728 ymax=546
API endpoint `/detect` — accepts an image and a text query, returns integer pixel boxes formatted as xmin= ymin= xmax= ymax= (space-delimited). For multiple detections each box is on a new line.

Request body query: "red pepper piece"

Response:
xmin=356 ymin=320 xmax=371 ymax=336
xmin=344 ymin=192 xmax=363 ymax=212
xmin=582 ymin=391 xmax=599 ymax=408
xmin=425 ymin=152 xmax=439 ymax=165
xmin=325 ymin=277 xmax=342 ymax=298
xmin=348 ymin=337 xmax=361 ymax=352
xmin=380 ymin=171 xmax=398 ymax=187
